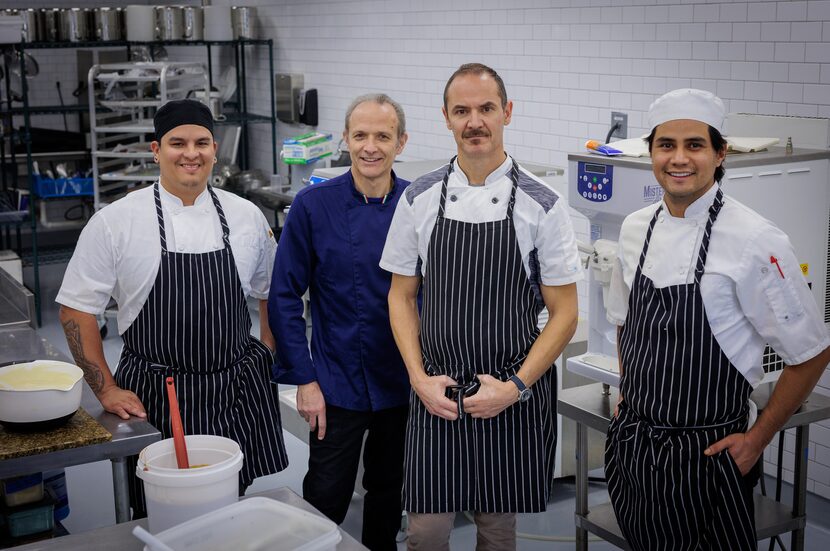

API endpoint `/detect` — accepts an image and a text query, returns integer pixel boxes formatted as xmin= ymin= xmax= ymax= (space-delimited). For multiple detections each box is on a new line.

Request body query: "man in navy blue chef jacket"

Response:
xmin=604 ymin=89 xmax=830 ymax=550
xmin=269 ymin=94 xmax=410 ymax=551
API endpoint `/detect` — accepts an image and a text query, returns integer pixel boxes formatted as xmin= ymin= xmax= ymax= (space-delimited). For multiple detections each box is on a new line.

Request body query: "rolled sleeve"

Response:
xmin=737 ymin=228 xmax=830 ymax=366
xmin=249 ymin=210 xmax=276 ymax=300
xmin=268 ymin=194 xmax=316 ymax=385
xmin=537 ymin=200 xmax=583 ymax=286
xmin=56 ymin=212 xmax=117 ymax=315
xmin=606 ymin=256 xmax=629 ymax=326
xmin=380 ymin=195 xmax=420 ymax=276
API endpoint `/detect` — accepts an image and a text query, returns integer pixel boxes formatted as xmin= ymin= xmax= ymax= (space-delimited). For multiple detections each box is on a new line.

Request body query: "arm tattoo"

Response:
xmin=61 ymin=318 xmax=106 ymax=394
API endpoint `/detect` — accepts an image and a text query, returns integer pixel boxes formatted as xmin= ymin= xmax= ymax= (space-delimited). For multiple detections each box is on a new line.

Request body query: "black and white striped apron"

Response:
xmin=605 ymin=187 xmax=756 ymax=550
xmin=404 ymin=158 xmax=556 ymax=514
xmin=116 ymin=183 xmax=288 ymax=508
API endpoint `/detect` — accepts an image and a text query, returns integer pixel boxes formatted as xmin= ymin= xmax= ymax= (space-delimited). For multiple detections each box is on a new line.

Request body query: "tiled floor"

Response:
xmin=25 ymin=262 xmax=830 ymax=549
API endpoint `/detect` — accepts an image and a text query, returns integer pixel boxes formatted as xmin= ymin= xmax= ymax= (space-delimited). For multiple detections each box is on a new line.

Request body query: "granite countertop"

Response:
xmin=0 ymin=408 xmax=112 ymax=461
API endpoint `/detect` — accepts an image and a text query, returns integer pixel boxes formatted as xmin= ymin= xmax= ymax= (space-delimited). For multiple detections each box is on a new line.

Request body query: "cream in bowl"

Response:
xmin=0 ymin=361 xmax=84 ymax=432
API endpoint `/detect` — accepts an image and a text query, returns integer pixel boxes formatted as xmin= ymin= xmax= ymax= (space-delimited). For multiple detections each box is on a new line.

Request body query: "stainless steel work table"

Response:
xmin=0 ymin=327 xmax=161 ymax=523
xmin=559 ymin=382 xmax=830 ymax=551
xmin=11 ymin=487 xmax=367 ymax=550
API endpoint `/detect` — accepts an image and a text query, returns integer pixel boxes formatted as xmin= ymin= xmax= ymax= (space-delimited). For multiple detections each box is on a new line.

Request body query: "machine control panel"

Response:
xmin=577 ymin=161 xmax=613 ymax=202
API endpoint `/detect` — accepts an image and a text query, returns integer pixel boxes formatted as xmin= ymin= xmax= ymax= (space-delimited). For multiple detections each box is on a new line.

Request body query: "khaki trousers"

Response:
xmin=406 ymin=511 xmax=516 ymax=551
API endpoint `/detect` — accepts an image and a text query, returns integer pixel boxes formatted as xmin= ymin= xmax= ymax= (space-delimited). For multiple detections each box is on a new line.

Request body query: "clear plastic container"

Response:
xmin=5 ymin=493 xmax=55 ymax=538
xmin=1 ymin=473 xmax=44 ymax=507
xmin=142 ymin=497 xmax=341 ymax=551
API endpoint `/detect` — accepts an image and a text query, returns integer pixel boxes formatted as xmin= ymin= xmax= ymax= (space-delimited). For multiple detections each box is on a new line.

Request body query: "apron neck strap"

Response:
xmin=207 ymin=185 xmax=232 ymax=247
xmin=437 ymin=155 xmax=520 ymax=219
xmin=506 ymin=158 xmax=520 ymax=219
xmin=437 ymin=156 xmax=456 ymax=218
xmin=693 ymin=186 xmax=724 ymax=283
xmin=153 ymin=183 xmax=168 ymax=253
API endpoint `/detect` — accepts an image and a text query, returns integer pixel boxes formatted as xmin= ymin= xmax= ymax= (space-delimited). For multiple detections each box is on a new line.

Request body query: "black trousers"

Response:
xmin=303 ymin=404 xmax=408 ymax=551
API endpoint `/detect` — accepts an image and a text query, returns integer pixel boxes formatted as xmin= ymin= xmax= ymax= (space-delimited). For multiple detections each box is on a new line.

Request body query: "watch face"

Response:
xmin=519 ymin=389 xmax=532 ymax=402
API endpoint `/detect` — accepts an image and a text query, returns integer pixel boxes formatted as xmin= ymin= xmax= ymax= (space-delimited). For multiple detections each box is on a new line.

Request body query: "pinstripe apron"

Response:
xmin=605 ymin=187 xmax=756 ymax=550
xmin=116 ymin=183 xmax=288 ymax=509
xmin=404 ymin=158 xmax=556 ymax=514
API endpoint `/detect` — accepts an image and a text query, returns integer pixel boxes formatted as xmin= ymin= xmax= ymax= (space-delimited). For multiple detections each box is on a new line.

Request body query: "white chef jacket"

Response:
xmin=380 ymin=156 xmax=583 ymax=287
xmin=57 ymin=183 xmax=276 ymax=335
xmin=606 ymin=184 xmax=829 ymax=387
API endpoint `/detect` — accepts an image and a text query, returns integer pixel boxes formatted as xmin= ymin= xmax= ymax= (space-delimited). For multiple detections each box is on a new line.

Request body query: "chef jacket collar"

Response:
xmin=660 ymin=183 xmax=719 ymax=221
xmin=348 ymin=169 xmax=400 ymax=203
xmin=158 ymin=179 xmax=211 ymax=209
xmin=452 ymin=154 xmax=512 ymax=186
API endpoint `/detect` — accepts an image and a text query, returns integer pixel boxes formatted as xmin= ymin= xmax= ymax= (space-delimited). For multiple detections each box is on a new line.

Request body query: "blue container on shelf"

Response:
xmin=33 ymin=176 xmax=94 ymax=198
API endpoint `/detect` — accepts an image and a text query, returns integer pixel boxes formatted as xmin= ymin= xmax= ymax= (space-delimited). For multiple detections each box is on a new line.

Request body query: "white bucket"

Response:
xmin=136 ymin=435 xmax=244 ymax=533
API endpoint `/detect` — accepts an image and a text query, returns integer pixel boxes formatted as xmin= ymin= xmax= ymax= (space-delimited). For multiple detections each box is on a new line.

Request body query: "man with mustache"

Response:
xmin=603 ymin=89 xmax=830 ymax=549
xmin=270 ymin=94 xmax=410 ymax=550
xmin=381 ymin=63 xmax=581 ymax=550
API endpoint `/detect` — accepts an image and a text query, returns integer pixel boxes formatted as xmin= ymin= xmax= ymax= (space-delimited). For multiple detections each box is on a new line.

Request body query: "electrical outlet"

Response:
xmin=610 ymin=112 xmax=628 ymax=140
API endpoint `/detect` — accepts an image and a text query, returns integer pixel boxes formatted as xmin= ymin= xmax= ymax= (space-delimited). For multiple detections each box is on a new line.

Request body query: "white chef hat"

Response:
xmin=647 ymin=88 xmax=726 ymax=133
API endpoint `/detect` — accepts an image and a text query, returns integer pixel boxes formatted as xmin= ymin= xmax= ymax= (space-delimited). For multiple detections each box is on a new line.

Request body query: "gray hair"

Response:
xmin=344 ymin=93 xmax=407 ymax=140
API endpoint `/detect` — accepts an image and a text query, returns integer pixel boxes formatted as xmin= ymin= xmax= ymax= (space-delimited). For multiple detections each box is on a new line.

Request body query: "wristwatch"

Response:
xmin=509 ymin=375 xmax=532 ymax=403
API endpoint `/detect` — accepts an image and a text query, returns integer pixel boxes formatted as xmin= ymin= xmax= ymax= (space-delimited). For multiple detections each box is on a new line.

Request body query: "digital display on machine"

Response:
xmin=576 ymin=161 xmax=613 ymax=204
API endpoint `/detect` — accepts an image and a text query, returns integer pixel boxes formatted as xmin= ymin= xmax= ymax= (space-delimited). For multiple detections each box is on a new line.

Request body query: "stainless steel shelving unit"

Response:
xmin=0 ymin=38 xmax=277 ymax=325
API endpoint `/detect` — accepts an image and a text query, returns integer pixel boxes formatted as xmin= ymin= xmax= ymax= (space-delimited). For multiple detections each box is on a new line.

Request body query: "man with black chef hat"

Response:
xmin=381 ymin=63 xmax=581 ymax=550
xmin=604 ymin=88 xmax=830 ymax=550
xmin=57 ymin=99 xmax=288 ymax=514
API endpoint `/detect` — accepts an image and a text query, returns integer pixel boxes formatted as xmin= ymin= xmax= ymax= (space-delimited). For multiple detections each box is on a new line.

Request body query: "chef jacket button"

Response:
xmin=178 ymin=246 xmax=184 ymax=252
xmin=450 ymin=195 xmax=457 ymax=202
xmin=491 ymin=197 xmax=498 ymax=204
xmin=647 ymin=263 xmax=653 ymax=270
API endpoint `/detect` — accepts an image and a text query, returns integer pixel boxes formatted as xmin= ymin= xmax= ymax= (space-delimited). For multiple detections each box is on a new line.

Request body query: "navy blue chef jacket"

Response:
xmin=269 ymin=170 xmax=411 ymax=411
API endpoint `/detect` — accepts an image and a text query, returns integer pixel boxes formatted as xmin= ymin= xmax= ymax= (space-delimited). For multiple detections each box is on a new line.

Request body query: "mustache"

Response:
xmin=462 ymin=129 xmax=490 ymax=139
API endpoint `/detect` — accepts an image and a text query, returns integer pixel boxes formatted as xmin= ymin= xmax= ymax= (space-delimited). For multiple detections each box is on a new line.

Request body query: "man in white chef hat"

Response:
xmin=603 ymin=88 xmax=830 ymax=549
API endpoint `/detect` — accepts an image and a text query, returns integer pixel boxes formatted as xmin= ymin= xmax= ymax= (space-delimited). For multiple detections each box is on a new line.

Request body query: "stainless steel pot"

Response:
xmin=41 ymin=8 xmax=60 ymax=42
xmin=231 ymin=6 xmax=256 ymax=39
xmin=155 ymin=5 xmax=183 ymax=40
xmin=182 ymin=6 xmax=203 ymax=41
xmin=59 ymin=8 xmax=91 ymax=42
xmin=232 ymin=169 xmax=268 ymax=193
xmin=21 ymin=9 xmax=43 ymax=42
xmin=0 ymin=361 xmax=83 ymax=432
xmin=95 ymin=7 xmax=123 ymax=41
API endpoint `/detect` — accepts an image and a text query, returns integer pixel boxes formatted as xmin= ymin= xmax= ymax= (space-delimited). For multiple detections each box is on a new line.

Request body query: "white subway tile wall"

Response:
xmin=11 ymin=0 xmax=830 ymax=501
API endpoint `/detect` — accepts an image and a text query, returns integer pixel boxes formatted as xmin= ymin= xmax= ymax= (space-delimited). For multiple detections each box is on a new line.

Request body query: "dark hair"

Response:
xmin=645 ymin=125 xmax=727 ymax=183
xmin=443 ymin=63 xmax=508 ymax=111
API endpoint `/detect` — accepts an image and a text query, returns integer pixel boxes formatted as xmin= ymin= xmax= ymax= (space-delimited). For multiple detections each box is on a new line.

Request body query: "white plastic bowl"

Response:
xmin=0 ymin=360 xmax=83 ymax=427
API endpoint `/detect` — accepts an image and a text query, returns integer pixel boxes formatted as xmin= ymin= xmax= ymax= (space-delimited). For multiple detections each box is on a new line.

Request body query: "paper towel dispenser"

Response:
xmin=275 ymin=73 xmax=304 ymax=124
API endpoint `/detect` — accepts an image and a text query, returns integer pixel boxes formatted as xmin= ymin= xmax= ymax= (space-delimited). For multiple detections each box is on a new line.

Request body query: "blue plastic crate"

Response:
xmin=33 ymin=176 xmax=94 ymax=198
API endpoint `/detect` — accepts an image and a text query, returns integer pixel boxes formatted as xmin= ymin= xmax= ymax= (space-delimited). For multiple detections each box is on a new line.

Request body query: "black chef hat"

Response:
xmin=154 ymin=99 xmax=214 ymax=142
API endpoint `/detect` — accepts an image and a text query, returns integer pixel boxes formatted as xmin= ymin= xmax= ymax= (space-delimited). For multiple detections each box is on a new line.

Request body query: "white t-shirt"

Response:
xmin=606 ymin=184 xmax=829 ymax=387
xmin=380 ymin=156 xmax=583 ymax=288
xmin=57 ymin=183 xmax=276 ymax=334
